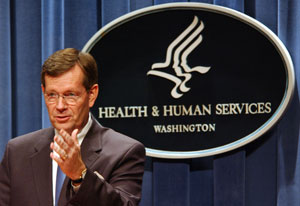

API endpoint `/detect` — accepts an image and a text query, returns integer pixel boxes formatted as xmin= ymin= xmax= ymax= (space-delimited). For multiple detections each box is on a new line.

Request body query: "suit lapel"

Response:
xmin=80 ymin=119 xmax=103 ymax=168
xmin=30 ymin=129 xmax=54 ymax=206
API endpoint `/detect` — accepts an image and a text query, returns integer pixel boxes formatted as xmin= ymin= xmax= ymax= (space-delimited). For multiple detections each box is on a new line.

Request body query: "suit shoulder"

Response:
xmin=3 ymin=128 xmax=53 ymax=158
xmin=8 ymin=128 xmax=53 ymax=148
xmin=102 ymin=127 xmax=143 ymax=146
xmin=96 ymin=127 xmax=145 ymax=164
xmin=98 ymin=127 xmax=145 ymax=158
xmin=91 ymin=118 xmax=143 ymax=146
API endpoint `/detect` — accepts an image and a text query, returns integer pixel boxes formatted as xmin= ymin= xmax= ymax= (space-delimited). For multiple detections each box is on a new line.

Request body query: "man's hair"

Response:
xmin=41 ymin=48 xmax=98 ymax=90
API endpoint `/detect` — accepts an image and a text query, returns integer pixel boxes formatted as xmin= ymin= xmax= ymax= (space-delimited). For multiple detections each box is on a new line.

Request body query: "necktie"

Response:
xmin=55 ymin=166 xmax=65 ymax=206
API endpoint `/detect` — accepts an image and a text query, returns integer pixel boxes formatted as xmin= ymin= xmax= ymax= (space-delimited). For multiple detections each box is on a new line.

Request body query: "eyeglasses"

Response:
xmin=44 ymin=92 xmax=82 ymax=105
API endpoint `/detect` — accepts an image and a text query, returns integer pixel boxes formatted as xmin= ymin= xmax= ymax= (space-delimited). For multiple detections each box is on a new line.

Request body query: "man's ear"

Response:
xmin=88 ymin=84 xmax=99 ymax=108
xmin=41 ymin=84 xmax=45 ymax=94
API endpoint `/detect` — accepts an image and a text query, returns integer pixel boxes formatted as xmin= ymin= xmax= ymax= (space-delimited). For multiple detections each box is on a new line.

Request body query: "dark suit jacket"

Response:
xmin=0 ymin=119 xmax=145 ymax=206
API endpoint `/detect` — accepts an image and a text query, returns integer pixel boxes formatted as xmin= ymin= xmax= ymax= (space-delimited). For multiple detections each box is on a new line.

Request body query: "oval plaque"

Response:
xmin=83 ymin=3 xmax=294 ymax=158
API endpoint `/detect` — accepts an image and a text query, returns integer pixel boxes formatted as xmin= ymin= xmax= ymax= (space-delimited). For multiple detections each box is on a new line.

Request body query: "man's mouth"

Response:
xmin=55 ymin=115 xmax=70 ymax=122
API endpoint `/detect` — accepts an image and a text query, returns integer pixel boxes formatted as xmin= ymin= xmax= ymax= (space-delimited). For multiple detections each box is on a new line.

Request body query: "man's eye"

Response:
xmin=65 ymin=92 xmax=76 ymax=97
xmin=48 ymin=93 xmax=57 ymax=97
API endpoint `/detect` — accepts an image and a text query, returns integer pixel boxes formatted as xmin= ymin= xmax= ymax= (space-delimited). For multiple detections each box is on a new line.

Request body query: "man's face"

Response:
xmin=42 ymin=64 xmax=98 ymax=134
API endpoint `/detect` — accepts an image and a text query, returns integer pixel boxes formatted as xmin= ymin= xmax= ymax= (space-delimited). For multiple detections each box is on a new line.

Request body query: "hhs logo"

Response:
xmin=147 ymin=16 xmax=211 ymax=99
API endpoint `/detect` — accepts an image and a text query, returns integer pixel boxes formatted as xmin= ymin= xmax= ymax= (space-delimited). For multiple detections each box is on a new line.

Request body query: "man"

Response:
xmin=0 ymin=48 xmax=145 ymax=206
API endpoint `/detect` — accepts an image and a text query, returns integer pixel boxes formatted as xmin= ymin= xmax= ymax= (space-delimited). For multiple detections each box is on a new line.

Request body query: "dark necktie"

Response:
xmin=55 ymin=166 xmax=65 ymax=206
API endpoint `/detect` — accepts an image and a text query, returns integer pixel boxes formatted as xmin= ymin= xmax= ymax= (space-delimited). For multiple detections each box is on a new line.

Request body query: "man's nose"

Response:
xmin=56 ymin=96 xmax=67 ymax=110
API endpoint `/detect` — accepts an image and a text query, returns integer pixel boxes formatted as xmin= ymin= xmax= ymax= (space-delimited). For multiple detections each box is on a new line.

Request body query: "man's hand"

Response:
xmin=50 ymin=129 xmax=86 ymax=181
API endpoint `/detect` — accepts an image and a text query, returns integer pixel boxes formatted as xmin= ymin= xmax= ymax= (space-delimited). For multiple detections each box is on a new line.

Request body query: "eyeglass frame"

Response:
xmin=44 ymin=90 xmax=88 ymax=105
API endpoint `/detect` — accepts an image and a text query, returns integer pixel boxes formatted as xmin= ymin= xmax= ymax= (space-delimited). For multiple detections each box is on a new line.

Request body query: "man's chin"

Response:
xmin=53 ymin=123 xmax=74 ymax=134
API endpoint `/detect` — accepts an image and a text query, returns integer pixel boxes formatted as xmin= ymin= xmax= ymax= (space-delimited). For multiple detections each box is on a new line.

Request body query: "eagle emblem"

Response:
xmin=147 ymin=16 xmax=211 ymax=98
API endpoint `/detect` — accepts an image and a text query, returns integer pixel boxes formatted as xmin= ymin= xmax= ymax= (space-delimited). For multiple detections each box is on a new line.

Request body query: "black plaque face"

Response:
xmin=83 ymin=3 xmax=294 ymax=158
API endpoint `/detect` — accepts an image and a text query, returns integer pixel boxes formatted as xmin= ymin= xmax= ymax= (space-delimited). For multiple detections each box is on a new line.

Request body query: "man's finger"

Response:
xmin=50 ymin=150 xmax=63 ymax=165
xmin=54 ymin=135 xmax=68 ymax=151
xmin=71 ymin=129 xmax=79 ymax=145
xmin=51 ymin=141 xmax=67 ymax=160
xmin=59 ymin=129 xmax=74 ymax=146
